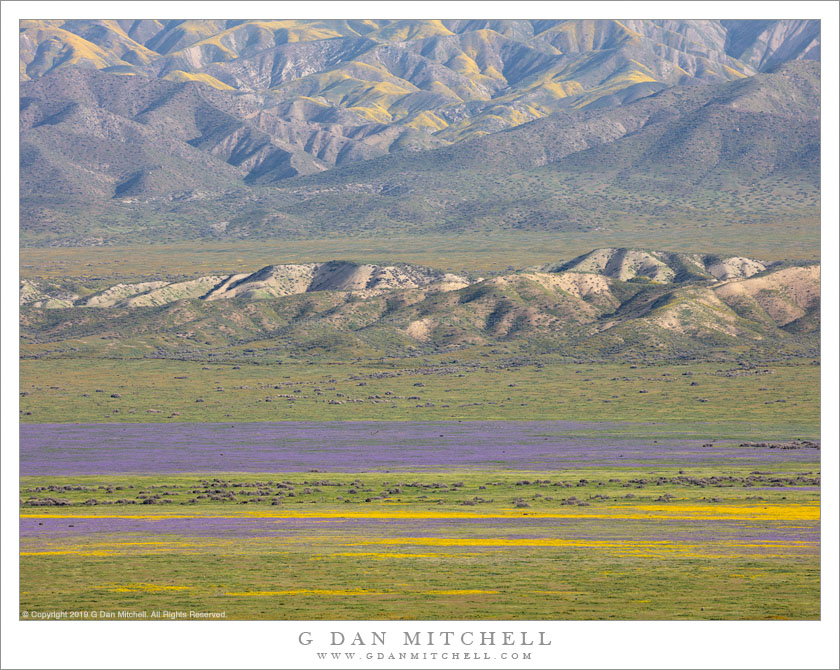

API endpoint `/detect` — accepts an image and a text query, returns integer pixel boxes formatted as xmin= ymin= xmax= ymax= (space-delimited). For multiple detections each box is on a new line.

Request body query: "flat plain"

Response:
xmin=19 ymin=357 xmax=820 ymax=430
xmin=19 ymin=354 xmax=820 ymax=619
xmin=20 ymin=459 xmax=820 ymax=619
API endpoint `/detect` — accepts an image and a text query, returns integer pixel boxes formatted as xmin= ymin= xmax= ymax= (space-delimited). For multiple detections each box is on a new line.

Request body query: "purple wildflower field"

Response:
xmin=20 ymin=421 xmax=817 ymax=475
xmin=18 ymin=421 xmax=821 ymax=620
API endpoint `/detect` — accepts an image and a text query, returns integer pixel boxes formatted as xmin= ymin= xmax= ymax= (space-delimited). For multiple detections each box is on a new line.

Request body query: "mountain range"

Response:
xmin=20 ymin=19 xmax=820 ymax=140
xmin=19 ymin=19 xmax=820 ymax=246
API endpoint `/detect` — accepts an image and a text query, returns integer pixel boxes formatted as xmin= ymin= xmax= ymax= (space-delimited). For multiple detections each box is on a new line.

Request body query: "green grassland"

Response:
xmin=19 ymin=357 xmax=820 ymax=436
xmin=19 ymin=468 xmax=820 ymax=620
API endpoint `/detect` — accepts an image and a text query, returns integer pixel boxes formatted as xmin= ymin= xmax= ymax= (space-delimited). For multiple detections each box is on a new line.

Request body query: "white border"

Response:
xmin=2 ymin=3 xmax=838 ymax=669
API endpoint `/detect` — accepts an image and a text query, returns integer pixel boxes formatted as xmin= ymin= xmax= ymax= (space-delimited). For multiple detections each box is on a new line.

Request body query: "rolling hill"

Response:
xmin=19 ymin=249 xmax=820 ymax=361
